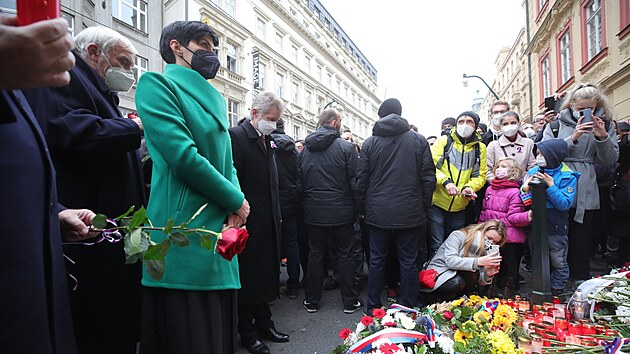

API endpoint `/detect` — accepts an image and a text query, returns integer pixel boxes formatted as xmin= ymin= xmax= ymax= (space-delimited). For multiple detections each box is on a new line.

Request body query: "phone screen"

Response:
xmin=582 ymin=108 xmax=593 ymax=131
xmin=544 ymin=96 xmax=555 ymax=112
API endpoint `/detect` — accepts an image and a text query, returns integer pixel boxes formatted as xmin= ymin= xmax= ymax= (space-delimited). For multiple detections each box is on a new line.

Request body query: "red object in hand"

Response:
xmin=17 ymin=0 xmax=60 ymax=26
xmin=217 ymin=227 xmax=249 ymax=261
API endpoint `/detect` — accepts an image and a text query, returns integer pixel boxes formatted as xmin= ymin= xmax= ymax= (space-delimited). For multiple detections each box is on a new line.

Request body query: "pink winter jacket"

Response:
xmin=478 ymin=179 xmax=531 ymax=244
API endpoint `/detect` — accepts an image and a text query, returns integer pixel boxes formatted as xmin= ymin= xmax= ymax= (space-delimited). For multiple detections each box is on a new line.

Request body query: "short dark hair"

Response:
xmin=160 ymin=21 xmax=219 ymax=64
xmin=426 ymin=135 xmax=437 ymax=140
xmin=318 ymin=109 xmax=340 ymax=127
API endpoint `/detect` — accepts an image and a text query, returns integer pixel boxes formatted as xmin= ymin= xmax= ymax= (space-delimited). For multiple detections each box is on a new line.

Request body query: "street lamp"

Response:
xmin=323 ymin=100 xmax=339 ymax=110
xmin=462 ymin=73 xmax=500 ymax=100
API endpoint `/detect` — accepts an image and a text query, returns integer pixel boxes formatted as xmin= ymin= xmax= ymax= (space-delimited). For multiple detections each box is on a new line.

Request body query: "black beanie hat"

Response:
xmin=378 ymin=98 xmax=402 ymax=118
xmin=441 ymin=117 xmax=456 ymax=128
xmin=457 ymin=111 xmax=480 ymax=129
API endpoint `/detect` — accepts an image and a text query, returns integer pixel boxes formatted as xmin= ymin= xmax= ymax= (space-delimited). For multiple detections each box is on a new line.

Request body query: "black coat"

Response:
xmin=298 ymin=126 xmax=359 ymax=226
xmin=22 ymin=53 xmax=145 ymax=354
xmin=229 ymin=120 xmax=281 ymax=305
xmin=0 ymin=90 xmax=76 ymax=354
xmin=356 ymin=114 xmax=436 ymax=229
xmin=271 ymin=132 xmax=299 ymax=216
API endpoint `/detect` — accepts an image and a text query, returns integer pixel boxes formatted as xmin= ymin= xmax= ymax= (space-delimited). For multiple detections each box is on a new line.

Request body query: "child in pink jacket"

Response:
xmin=479 ymin=157 xmax=532 ymax=296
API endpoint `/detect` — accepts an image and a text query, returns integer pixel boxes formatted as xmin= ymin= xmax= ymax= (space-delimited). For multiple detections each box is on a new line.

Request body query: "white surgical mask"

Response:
xmin=501 ymin=124 xmax=519 ymax=137
xmin=257 ymin=118 xmax=277 ymax=135
xmin=492 ymin=114 xmax=502 ymax=126
xmin=100 ymin=52 xmax=136 ymax=92
xmin=524 ymin=127 xmax=536 ymax=139
xmin=536 ymin=156 xmax=547 ymax=167
xmin=484 ymin=238 xmax=493 ymax=250
xmin=456 ymin=124 xmax=475 ymax=139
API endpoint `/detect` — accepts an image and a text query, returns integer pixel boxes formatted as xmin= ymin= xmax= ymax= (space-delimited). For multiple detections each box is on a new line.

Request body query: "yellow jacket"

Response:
xmin=431 ymin=131 xmax=487 ymax=212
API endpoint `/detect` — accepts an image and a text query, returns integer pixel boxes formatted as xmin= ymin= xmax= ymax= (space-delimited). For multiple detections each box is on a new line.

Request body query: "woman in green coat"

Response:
xmin=136 ymin=21 xmax=249 ymax=354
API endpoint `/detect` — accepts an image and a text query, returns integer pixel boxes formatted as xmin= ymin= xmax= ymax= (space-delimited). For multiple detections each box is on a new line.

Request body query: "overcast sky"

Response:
xmin=318 ymin=0 xmax=525 ymax=137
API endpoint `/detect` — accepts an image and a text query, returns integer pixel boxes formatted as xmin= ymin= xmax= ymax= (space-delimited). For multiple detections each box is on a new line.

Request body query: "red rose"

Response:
xmin=625 ymin=272 xmax=630 ymax=279
xmin=360 ymin=315 xmax=374 ymax=326
xmin=217 ymin=227 xmax=249 ymax=261
xmin=443 ymin=311 xmax=454 ymax=321
xmin=372 ymin=308 xmax=386 ymax=319
xmin=339 ymin=328 xmax=352 ymax=340
xmin=379 ymin=342 xmax=401 ymax=354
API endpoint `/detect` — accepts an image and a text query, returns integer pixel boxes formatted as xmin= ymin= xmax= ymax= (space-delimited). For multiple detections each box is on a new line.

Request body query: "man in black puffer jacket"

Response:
xmin=298 ymin=108 xmax=362 ymax=314
xmin=271 ymin=119 xmax=301 ymax=299
xmin=356 ymin=98 xmax=436 ymax=311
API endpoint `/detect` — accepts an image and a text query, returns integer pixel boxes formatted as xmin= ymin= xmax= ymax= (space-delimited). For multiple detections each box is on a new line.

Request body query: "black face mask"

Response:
xmin=183 ymin=45 xmax=221 ymax=80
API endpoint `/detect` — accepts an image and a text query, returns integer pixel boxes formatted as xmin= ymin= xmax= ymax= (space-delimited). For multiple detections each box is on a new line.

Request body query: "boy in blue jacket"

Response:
xmin=521 ymin=138 xmax=579 ymax=296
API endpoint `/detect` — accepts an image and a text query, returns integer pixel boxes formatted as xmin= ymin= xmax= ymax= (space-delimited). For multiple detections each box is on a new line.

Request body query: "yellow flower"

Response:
xmin=493 ymin=304 xmax=518 ymax=325
xmin=487 ymin=330 xmax=517 ymax=353
xmin=452 ymin=298 xmax=465 ymax=307
xmin=474 ymin=310 xmax=492 ymax=324
xmin=453 ymin=329 xmax=473 ymax=343
xmin=492 ymin=315 xmax=512 ymax=331
xmin=468 ymin=295 xmax=482 ymax=305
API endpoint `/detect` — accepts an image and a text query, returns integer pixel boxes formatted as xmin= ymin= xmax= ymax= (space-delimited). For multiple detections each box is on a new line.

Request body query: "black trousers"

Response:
xmin=237 ymin=302 xmax=274 ymax=345
xmin=419 ymin=271 xmax=479 ymax=305
xmin=496 ymin=243 xmax=524 ymax=289
xmin=568 ymin=209 xmax=594 ymax=280
xmin=305 ymin=223 xmax=358 ymax=308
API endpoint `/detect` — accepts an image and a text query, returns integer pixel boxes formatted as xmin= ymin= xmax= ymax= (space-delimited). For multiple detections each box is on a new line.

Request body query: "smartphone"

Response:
xmin=544 ymin=96 xmax=556 ymax=113
xmin=582 ymin=108 xmax=593 ymax=131
xmin=490 ymin=245 xmax=500 ymax=254
xmin=17 ymin=0 xmax=60 ymax=26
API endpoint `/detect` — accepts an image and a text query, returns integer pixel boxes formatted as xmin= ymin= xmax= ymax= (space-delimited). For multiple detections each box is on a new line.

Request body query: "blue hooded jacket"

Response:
xmin=526 ymin=138 xmax=580 ymax=235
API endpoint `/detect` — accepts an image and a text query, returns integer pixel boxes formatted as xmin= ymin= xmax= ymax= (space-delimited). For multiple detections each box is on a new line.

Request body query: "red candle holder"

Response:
xmin=555 ymin=317 xmax=568 ymax=331
xmin=581 ymin=323 xmax=597 ymax=335
xmin=568 ymin=321 xmax=582 ymax=335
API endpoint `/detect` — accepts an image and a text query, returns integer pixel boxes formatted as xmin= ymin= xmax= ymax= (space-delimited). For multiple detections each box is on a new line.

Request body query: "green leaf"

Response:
xmin=115 ymin=205 xmax=135 ymax=221
xmin=125 ymin=252 xmax=142 ymax=264
xmin=163 ymin=218 xmax=174 ymax=234
xmin=123 ymin=228 xmax=144 ymax=256
xmin=128 ymin=206 xmax=147 ymax=230
xmin=169 ymin=232 xmax=190 ymax=247
xmin=199 ymin=233 xmax=214 ymax=250
xmin=92 ymin=214 xmax=108 ymax=229
xmin=453 ymin=308 xmax=462 ymax=320
xmin=145 ymin=259 xmax=165 ymax=281
xmin=187 ymin=203 xmax=208 ymax=224
xmin=143 ymin=239 xmax=171 ymax=260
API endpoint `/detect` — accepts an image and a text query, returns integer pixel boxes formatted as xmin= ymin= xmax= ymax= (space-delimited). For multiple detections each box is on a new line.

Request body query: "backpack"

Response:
xmin=435 ymin=134 xmax=481 ymax=178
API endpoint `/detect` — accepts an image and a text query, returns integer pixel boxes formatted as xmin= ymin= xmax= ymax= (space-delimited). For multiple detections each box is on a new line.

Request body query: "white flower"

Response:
xmin=381 ymin=314 xmax=396 ymax=324
xmin=355 ymin=322 xmax=366 ymax=333
xmin=436 ymin=335 xmax=455 ymax=354
xmin=399 ymin=315 xmax=416 ymax=330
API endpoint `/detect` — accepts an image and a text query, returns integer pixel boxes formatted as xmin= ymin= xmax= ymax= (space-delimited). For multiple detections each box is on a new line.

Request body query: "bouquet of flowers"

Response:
xmin=430 ymin=296 xmax=523 ymax=354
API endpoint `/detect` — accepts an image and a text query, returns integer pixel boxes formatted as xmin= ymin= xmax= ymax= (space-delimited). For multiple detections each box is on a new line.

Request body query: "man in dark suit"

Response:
xmin=23 ymin=26 xmax=145 ymax=354
xmin=0 ymin=16 xmax=96 ymax=354
xmin=229 ymin=91 xmax=289 ymax=354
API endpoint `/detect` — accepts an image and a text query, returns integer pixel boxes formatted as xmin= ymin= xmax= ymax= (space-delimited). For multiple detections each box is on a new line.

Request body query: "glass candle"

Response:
xmin=552 ymin=296 xmax=561 ymax=304
xmin=541 ymin=321 xmax=554 ymax=331
xmin=543 ymin=302 xmax=554 ymax=310
xmin=518 ymin=337 xmax=532 ymax=354
xmin=594 ymin=324 xmax=607 ymax=334
xmin=531 ymin=333 xmax=543 ymax=353
xmin=519 ymin=299 xmax=531 ymax=313
xmin=582 ymin=323 xmax=597 ymax=335
xmin=568 ymin=321 xmax=582 ymax=335
xmin=565 ymin=334 xmax=581 ymax=345
xmin=555 ymin=317 xmax=568 ymax=331
xmin=605 ymin=329 xmax=620 ymax=337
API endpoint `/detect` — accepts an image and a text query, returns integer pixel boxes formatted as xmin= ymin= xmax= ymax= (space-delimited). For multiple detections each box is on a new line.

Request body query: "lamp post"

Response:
xmin=323 ymin=100 xmax=338 ymax=110
xmin=463 ymin=73 xmax=500 ymax=100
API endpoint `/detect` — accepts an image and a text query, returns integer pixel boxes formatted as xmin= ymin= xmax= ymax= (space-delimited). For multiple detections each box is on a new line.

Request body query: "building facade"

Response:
xmin=2 ymin=0 xmax=380 ymax=141
xmin=476 ymin=28 xmax=531 ymax=124
xmin=527 ymin=0 xmax=630 ymax=120
xmin=164 ymin=0 xmax=381 ymax=142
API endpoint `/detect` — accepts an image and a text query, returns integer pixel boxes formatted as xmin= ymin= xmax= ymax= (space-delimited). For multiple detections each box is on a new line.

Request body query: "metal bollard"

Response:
xmin=529 ymin=178 xmax=552 ymax=304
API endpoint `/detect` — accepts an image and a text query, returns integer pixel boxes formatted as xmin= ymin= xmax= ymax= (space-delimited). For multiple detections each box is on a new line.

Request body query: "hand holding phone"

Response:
xmin=581 ymin=108 xmax=593 ymax=131
xmin=490 ymin=245 xmax=500 ymax=254
xmin=544 ymin=96 xmax=556 ymax=113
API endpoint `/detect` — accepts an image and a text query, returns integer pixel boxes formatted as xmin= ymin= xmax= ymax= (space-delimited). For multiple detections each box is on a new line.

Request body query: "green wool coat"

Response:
xmin=136 ymin=64 xmax=244 ymax=290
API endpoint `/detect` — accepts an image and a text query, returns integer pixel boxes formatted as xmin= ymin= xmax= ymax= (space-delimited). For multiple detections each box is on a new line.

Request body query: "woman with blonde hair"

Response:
xmin=543 ymin=83 xmax=618 ymax=281
xmin=419 ymin=220 xmax=507 ymax=305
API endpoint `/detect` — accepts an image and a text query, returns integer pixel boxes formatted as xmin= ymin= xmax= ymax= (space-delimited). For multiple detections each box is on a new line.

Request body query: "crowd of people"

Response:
xmin=2 ymin=16 xmax=630 ymax=354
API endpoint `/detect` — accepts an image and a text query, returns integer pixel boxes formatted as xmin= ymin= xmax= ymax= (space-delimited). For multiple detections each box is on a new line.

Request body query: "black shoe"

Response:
xmin=344 ymin=299 xmax=364 ymax=314
xmin=323 ymin=279 xmax=340 ymax=291
xmin=279 ymin=285 xmax=297 ymax=299
xmin=519 ymin=274 xmax=526 ymax=284
xmin=242 ymin=339 xmax=270 ymax=354
xmin=303 ymin=299 xmax=318 ymax=313
xmin=259 ymin=327 xmax=289 ymax=343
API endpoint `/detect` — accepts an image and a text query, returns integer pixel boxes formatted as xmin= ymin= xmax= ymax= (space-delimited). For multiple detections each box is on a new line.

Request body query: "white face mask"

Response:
xmin=257 ymin=118 xmax=277 ymax=135
xmin=536 ymin=155 xmax=547 ymax=167
xmin=495 ymin=167 xmax=509 ymax=179
xmin=524 ymin=127 xmax=536 ymax=138
xmin=492 ymin=114 xmax=502 ymax=126
xmin=501 ymin=124 xmax=519 ymax=137
xmin=456 ymin=124 xmax=475 ymax=139
xmin=101 ymin=53 xmax=135 ymax=92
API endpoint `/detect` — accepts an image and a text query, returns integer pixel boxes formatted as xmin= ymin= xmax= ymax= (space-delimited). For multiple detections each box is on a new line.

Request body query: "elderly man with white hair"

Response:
xmin=23 ymin=26 xmax=146 ymax=354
